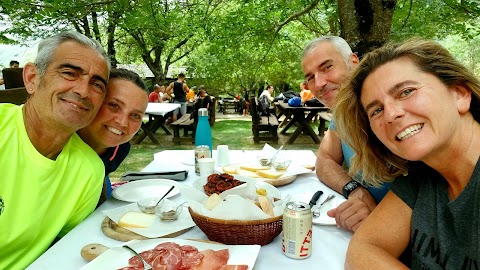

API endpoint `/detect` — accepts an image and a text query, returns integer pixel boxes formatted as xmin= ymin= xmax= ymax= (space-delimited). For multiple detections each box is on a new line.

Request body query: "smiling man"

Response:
xmin=0 ymin=31 xmax=110 ymax=269
xmin=302 ymin=36 xmax=390 ymax=232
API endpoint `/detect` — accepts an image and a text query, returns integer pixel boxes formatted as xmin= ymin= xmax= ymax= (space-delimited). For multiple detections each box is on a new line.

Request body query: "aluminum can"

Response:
xmin=195 ymin=145 xmax=211 ymax=174
xmin=282 ymin=201 xmax=312 ymax=259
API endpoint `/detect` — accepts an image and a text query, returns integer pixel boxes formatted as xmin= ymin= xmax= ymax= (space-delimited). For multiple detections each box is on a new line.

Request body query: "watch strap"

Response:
xmin=342 ymin=179 xmax=362 ymax=199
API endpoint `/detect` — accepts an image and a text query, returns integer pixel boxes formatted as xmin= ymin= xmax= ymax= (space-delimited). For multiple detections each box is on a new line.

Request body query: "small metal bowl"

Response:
xmin=257 ymin=156 xmax=272 ymax=166
xmin=137 ymin=198 xmax=163 ymax=214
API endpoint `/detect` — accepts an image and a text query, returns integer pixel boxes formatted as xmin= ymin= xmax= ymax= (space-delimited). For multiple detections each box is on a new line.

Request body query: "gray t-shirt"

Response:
xmin=391 ymin=161 xmax=480 ymax=269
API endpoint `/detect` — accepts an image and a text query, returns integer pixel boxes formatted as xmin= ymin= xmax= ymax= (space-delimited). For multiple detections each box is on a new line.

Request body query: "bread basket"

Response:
xmin=188 ymin=208 xmax=283 ymax=246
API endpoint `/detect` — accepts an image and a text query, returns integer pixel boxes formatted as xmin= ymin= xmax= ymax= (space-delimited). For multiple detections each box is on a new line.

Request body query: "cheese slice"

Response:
xmin=236 ymin=168 xmax=260 ymax=178
xmin=239 ymin=164 xmax=270 ymax=172
xmin=257 ymin=170 xmax=284 ymax=179
xmin=118 ymin=211 xmax=155 ymax=228
xmin=222 ymin=166 xmax=237 ymax=174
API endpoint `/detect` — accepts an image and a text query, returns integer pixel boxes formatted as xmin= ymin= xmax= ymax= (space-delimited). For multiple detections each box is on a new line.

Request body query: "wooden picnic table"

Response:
xmin=275 ymin=102 xmax=329 ymax=144
xmin=133 ymin=103 xmax=181 ymax=144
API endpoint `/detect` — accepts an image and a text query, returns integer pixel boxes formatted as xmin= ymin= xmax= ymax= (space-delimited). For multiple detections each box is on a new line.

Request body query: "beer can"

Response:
xmin=195 ymin=145 xmax=211 ymax=174
xmin=282 ymin=201 xmax=313 ymax=259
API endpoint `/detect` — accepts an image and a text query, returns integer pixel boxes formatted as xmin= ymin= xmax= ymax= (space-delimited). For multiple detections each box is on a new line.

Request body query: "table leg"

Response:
xmin=286 ymin=111 xmax=320 ymax=144
xmin=281 ymin=113 xmax=297 ymax=134
xmin=134 ymin=122 xmax=161 ymax=145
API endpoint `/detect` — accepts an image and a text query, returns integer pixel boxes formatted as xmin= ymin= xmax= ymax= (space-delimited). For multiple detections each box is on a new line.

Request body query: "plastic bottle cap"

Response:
xmin=198 ymin=108 xmax=208 ymax=116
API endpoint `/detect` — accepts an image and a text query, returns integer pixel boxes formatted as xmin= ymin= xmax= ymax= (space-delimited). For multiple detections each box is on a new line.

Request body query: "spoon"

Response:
xmin=156 ymin=186 xmax=175 ymax=207
xmin=122 ymin=245 xmax=153 ymax=270
xmin=271 ymin=145 xmax=284 ymax=161
xmin=312 ymin=194 xmax=336 ymax=218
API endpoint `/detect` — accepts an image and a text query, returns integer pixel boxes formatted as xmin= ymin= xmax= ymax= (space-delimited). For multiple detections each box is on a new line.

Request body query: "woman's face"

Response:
xmin=84 ymin=78 xmax=148 ymax=149
xmin=360 ymin=57 xmax=470 ymax=162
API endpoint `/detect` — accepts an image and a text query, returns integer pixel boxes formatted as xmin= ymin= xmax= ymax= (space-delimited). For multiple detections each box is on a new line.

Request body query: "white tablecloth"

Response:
xmin=146 ymin=102 xmax=181 ymax=116
xmin=27 ymin=150 xmax=352 ymax=270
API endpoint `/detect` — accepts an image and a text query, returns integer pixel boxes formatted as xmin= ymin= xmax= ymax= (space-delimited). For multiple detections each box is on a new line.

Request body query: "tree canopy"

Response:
xmin=1 ymin=0 xmax=479 ymax=95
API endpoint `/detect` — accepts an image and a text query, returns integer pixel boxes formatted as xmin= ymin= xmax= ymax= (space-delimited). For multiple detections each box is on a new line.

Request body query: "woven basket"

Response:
xmin=188 ymin=208 xmax=283 ymax=246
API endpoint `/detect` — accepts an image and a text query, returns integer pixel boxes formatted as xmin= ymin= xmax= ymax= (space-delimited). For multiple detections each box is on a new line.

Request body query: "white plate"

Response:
xmin=234 ymin=173 xmax=297 ymax=187
xmin=290 ymin=192 xmax=345 ymax=226
xmin=192 ymin=175 xmax=281 ymax=199
xmin=102 ymin=199 xmax=195 ymax=238
xmin=112 ymin=179 xmax=179 ymax=202
xmin=81 ymin=238 xmax=260 ymax=270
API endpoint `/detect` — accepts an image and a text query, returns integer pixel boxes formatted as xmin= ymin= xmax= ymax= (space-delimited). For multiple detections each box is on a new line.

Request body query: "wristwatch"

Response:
xmin=342 ymin=179 xmax=362 ymax=199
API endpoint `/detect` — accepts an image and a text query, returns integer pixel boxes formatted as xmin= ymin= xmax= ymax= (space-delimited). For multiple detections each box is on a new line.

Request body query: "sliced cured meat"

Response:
xmin=154 ymin=242 xmax=181 ymax=251
xmin=153 ymin=248 xmax=182 ymax=270
xmin=219 ymin=265 xmax=249 ymax=270
xmin=128 ymin=250 xmax=158 ymax=266
xmin=180 ymin=246 xmax=204 ymax=270
xmin=192 ymin=249 xmax=230 ymax=270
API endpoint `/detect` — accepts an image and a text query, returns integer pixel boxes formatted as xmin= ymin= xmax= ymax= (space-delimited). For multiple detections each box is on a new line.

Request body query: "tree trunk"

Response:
xmin=338 ymin=0 xmax=396 ymax=57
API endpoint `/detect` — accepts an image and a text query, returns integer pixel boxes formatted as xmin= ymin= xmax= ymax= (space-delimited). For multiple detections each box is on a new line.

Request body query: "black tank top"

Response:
xmin=173 ymin=81 xmax=186 ymax=102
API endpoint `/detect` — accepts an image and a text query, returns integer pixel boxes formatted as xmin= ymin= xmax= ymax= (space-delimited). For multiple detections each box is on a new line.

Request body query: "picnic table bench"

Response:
xmin=250 ymin=97 xmax=279 ymax=143
xmin=170 ymin=113 xmax=195 ymax=145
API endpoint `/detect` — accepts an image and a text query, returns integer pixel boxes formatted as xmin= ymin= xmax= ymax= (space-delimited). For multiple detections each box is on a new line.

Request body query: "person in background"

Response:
xmin=0 ymin=60 xmax=21 ymax=88
xmin=197 ymin=85 xmax=211 ymax=109
xmin=299 ymin=81 xmax=313 ymax=103
xmin=335 ymin=39 xmax=480 ymax=269
xmin=9 ymin=60 xmax=19 ymax=68
xmin=149 ymin=84 xmax=162 ymax=103
xmin=78 ymin=68 xmax=148 ymax=205
xmin=302 ymin=36 xmax=390 ymax=232
xmin=0 ymin=31 xmax=110 ymax=270
xmin=166 ymin=73 xmax=189 ymax=122
xmin=187 ymin=86 xmax=196 ymax=102
xmin=260 ymin=84 xmax=275 ymax=102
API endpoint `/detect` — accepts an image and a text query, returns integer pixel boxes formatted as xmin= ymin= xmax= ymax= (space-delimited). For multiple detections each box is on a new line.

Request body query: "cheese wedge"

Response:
xmin=236 ymin=168 xmax=260 ymax=178
xmin=258 ymin=195 xmax=274 ymax=217
xmin=118 ymin=211 xmax=155 ymax=228
xmin=205 ymin=193 xmax=223 ymax=210
xmin=222 ymin=166 xmax=237 ymax=174
xmin=257 ymin=170 xmax=284 ymax=179
xmin=239 ymin=164 xmax=270 ymax=172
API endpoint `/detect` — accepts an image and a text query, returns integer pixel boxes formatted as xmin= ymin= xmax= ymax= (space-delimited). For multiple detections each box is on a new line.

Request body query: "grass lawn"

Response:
xmin=111 ymin=119 xmax=322 ymax=180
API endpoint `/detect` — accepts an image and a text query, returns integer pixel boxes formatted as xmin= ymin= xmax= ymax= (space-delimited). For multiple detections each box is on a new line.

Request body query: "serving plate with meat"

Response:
xmin=193 ymin=173 xmax=281 ymax=199
xmin=80 ymin=238 xmax=260 ymax=270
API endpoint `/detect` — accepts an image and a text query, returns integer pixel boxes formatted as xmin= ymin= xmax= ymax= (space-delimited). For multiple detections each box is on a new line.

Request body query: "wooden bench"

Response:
xmin=0 ymin=87 xmax=28 ymax=105
xmin=318 ymin=111 xmax=332 ymax=136
xmin=171 ymin=113 xmax=195 ymax=145
xmin=250 ymin=97 xmax=279 ymax=143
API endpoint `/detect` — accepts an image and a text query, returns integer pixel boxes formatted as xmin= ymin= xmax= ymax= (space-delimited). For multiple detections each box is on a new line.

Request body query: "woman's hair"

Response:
xmin=109 ymin=68 xmax=148 ymax=93
xmin=35 ymin=31 xmax=111 ymax=77
xmin=334 ymin=38 xmax=480 ymax=186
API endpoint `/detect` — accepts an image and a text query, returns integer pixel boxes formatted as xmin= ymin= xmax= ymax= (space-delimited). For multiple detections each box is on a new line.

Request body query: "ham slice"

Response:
xmin=192 ymin=249 xmax=230 ymax=270
xmin=120 ymin=243 xmax=235 ymax=270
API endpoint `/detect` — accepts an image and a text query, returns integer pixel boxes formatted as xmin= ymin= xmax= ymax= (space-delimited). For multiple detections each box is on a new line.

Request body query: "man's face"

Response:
xmin=302 ymin=41 xmax=358 ymax=108
xmin=28 ymin=41 xmax=109 ymax=132
xmin=268 ymin=86 xmax=274 ymax=93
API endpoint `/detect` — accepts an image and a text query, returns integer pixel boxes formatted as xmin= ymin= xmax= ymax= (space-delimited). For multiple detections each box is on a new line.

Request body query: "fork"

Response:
xmin=312 ymin=194 xmax=336 ymax=218
xmin=122 ymin=245 xmax=153 ymax=270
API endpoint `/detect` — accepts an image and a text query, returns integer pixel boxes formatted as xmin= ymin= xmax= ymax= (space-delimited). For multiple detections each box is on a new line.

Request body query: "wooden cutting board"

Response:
xmin=101 ymin=217 xmax=190 ymax=242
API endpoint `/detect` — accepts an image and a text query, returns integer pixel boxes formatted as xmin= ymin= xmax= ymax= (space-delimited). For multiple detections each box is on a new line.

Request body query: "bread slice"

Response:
xmin=257 ymin=195 xmax=274 ymax=217
xmin=236 ymin=168 xmax=260 ymax=178
xmin=222 ymin=166 xmax=237 ymax=174
xmin=239 ymin=164 xmax=270 ymax=172
xmin=257 ymin=170 xmax=284 ymax=179
xmin=205 ymin=193 xmax=223 ymax=210
xmin=118 ymin=211 xmax=155 ymax=228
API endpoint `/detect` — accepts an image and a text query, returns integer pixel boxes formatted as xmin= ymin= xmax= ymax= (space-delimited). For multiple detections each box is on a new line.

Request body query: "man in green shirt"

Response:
xmin=0 ymin=31 xmax=110 ymax=270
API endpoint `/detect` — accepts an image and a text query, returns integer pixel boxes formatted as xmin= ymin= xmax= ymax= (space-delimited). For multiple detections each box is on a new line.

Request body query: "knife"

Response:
xmin=308 ymin=190 xmax=323 ymax=208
